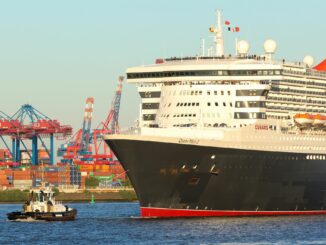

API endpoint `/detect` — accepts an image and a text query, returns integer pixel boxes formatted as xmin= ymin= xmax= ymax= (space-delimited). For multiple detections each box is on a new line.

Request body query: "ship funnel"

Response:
xmin=263 ymin=39 xmax=277 ymax=60
xmin=303 ymin=55 xmax=314 ymax=68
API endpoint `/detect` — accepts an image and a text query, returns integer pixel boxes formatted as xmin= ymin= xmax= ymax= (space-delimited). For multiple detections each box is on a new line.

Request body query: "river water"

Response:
xmin=1 ymin=202 xmax=326 ymax=244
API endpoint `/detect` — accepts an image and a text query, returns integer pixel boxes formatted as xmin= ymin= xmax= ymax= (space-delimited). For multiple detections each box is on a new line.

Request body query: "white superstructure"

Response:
xmin=125 ymin=10 xmax=326 ymax=151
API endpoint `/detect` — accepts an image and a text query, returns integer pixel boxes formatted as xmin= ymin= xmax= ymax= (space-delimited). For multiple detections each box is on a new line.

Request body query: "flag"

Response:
xmin=228 ymin=27 xmax=240 ymax=32
xmin=225 ymin=21 xmax=230 ymax=25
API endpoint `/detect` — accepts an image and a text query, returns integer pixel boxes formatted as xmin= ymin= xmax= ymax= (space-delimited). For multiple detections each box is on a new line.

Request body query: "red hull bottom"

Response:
xmin=141 ymin=207 xmax=326 ymax=218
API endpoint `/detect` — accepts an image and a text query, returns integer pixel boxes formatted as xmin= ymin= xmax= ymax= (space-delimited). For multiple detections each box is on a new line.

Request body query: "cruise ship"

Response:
xmin=105 ymin=10 xmax=326 ymax=217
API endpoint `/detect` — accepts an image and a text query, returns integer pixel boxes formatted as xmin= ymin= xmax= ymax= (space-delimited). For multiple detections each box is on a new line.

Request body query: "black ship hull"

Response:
xmin=106 ymin=136 xmax=326 ymax=218
xmin=7 ymin=209 xmax=77 ymax=221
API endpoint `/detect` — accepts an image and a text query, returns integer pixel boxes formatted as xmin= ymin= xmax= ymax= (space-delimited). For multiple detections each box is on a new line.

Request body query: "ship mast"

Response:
xmin=215 ymin=10 xmax=224 ymax=57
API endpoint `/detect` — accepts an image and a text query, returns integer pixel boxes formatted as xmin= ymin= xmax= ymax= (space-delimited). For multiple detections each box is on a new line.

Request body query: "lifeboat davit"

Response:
xmin=313 ymin=114 xmax=326 ymax=127
xmin=294 ymin=113 xmax=314 ymax=126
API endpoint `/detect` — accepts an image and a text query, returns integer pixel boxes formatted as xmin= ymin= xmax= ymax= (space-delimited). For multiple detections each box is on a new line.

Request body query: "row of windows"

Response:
xmin=173 ymin=114 xmax=197 ymax=118
xmin=177 ymin=102 xmax=200 ymax=107
xmin=175 ymin=101 xmax=236 ymax=107
xmin=267 ymin=106 xmax=326 ymax=113
xmin=202 ymin=113 xmax=224 ymax=118
xmin=280 ymin=79 xmax=326 ymax=88
xmin=127 ymin=69 xmax=281 ymax=79
xmin=283 ymin=69 xmax=326 ymax=79
xmin=142 ymin=103 xmax=160 ymax=110
xmin=143 ymin=114 xmax=156 ymax=121
xmin=139 ymin=91 xmax=161 ymax=98
xmin=306 ymin=155 xmax=326 ymax=160
xmin=235 ymin=101 xmax=266 ymax=108
xmin=271 ymin=86 xmax=326 ymax=96
xmin=235 ymin=112 xmax=267 ymax=119
xmin=236 ymin=89 xmax=269 ymax=97
xmin=163 ymin=89 xmax=269 ymax=98
xmin=165 ymin=90 xmax=233 ymax=96
xmin=267 ymin=115 xmax=291 ymax=120
xmin=267 ymin=96 xmax=326 ymax=106
xmin=172 ymin=123 xmax=197 ymax=127
xmin=208 ymin=102 xmax=233 ymax=107
xmin=208 ymin=90 xmax=231 ymax=96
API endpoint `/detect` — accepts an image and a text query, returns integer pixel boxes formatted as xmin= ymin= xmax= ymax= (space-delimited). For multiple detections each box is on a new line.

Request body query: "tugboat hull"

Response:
xmin=7 ymin=209 xmax=77 ymax=221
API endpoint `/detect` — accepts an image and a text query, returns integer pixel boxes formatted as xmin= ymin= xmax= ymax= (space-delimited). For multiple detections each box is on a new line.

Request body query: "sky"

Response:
xmin=0 ymin=0 xmax=325 ymax=135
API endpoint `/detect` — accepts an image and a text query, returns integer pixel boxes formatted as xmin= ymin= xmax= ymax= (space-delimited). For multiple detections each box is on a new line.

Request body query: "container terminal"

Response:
xmin=0 ymin=76 xmax=128 ymax=193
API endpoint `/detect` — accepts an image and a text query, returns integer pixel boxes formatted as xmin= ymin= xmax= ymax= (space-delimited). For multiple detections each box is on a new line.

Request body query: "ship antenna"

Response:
xmin=201 ymin=38 xmax=205 ymax=56
xmin=215 ymin=10 xmax=224 ymax=57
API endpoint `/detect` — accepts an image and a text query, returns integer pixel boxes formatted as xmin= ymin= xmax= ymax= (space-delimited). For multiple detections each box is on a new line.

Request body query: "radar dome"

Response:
xmin=237 ymin=40 xmax=250 ymax=55
xmin=264 ymin=39 xmax=277 ymax=54
xmin=303 ymin=55 xmax=314 ymax=67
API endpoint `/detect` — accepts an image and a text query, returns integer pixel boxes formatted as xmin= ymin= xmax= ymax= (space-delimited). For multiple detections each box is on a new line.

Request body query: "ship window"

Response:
xmin=192 ymin=103 xmax=195 ymax=106
xmin=207 ymin=91 xmax=211 ymax=95
xmin=207 ymin=102 xmax=211 ymax=106
xmin=199 ymin=91 xmax=202 ymax=95
xmin=176 ymin=103 xmax=180 ymax=106
xmin=230 ymin=102 xmax=233 ymax=107
xmin=221 ymin=91 xmax=224 ymax=95
xmin=214 ymin=91 xmax=217 ymax=95
xmin=196 ymin=103 xmax=199 ymax=106
xmin=193 ymin=114 xmax=196 ymax=117
xmin=215 ymin=102 xmax=218 ymax=106
xmin=227 ymin=91 xmax=231 ymax=95
xmin=223 ymin=102 xmax=226 ymax=107
xmin=188 ymin=103 xmax=191 ymax=106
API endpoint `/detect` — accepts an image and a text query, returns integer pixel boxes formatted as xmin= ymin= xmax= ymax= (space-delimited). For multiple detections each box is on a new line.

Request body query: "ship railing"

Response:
xmin=282 ymin=69 xmax=326 ymax=79
xmin=119 ymin=127 xmax=141 ymax=135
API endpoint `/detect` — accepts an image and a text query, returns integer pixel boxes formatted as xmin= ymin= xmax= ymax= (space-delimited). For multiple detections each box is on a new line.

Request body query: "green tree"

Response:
xmin=85 ymin=176 xmax=99 ymax=188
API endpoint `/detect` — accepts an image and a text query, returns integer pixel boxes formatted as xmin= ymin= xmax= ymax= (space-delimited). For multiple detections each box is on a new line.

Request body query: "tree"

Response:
xmin=85 ymin=176 xmax=99 ymax=188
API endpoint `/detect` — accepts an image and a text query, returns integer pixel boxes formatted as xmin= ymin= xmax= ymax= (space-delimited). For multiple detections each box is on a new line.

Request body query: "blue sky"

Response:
xmin=0 ymin=0 xmax=325 ymax=133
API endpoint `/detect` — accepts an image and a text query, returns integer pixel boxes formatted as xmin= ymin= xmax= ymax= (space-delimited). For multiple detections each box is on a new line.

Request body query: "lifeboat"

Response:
xmin=294 ymin=113 xmax=314 ymax=126
xmin=313 ymin=114 xmax=326 ymax=127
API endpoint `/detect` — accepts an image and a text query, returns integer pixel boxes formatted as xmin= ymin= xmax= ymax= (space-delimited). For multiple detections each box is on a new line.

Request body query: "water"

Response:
xmin=1 ymin=202 xmax=326 ymax=245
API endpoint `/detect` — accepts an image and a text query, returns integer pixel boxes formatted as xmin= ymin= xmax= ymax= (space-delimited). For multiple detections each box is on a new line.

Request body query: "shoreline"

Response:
xmin=0 ymin=189 xmax=138 ymax=203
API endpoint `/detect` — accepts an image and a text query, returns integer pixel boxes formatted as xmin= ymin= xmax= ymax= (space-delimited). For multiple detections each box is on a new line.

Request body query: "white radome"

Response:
xmin=264 ymin=39 xmax=277 ymax=54
xmin=237 ymin=40 xmax=250 ymax=55
xmin=303 ymin=55 xmax=314 ymax=67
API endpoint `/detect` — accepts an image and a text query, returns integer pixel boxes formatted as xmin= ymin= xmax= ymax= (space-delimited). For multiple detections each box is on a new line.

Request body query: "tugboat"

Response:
xmin=7 ymin=188 xmax=77 ymax=221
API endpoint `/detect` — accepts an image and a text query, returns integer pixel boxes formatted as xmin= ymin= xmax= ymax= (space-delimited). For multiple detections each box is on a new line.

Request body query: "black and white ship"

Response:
xmin=105 ymin=10 xmax=326 ymax=217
